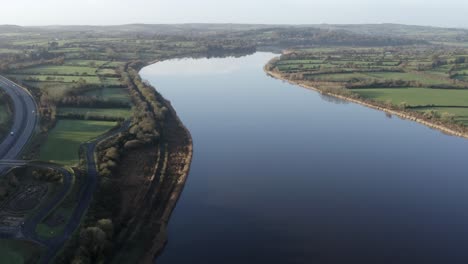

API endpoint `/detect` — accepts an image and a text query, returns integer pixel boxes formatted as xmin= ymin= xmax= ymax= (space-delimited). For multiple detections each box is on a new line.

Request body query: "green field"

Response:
xmin=274 ymin=47 xmax=468 ymax=127
xmin=0 ymin=48 xmax=22 ymax=54
xmin=0 ymin=101 xmax=9 ymax=126
xmin=97 ymin=68 xmax=118 ymax=75
xmin=58 ymin=107 xmax=132 ymax=119
xmin=36 ymin=207 xmax=73 ymax=239
xmin=15 ymin=65 xmax=98 ymax=75
xmin=353 ymin=87 xmax=468 ymax=125
xmin=10 ymin=74 xmax=102 ymax=84
xmin=40 ymin=120 xmax=117 ymax=165
xmin=0 ymin=239 xmax=43 ymax=264
xmin=63 ymin=59 xmax=109 ymax=67
xmin=276 ymin=59 xmax=323 ymax=65
xmin=353 ymin=87 xmax=468 ymax=106
xmin=84 ymin=87 xmax=131 ymax=102
xmin=306 ymin=72 xmax=373 ymax=82
xmin=364 ymin=72 xmax=452 ymax=85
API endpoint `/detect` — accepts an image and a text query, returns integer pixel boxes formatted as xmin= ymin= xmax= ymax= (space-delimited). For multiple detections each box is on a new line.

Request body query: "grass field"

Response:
xmin=363 ymin=72 xmax=452 ymax=85
xmin=0 ymin=101 xmax=10 ymax=126
xmin=353 ymin=87 xmax=468 ymax=107
xmin=306 ymin=72 xmax=372 ymax=82
xmin=10 ymin=74 xmax=102 ymax=84
xmin=97 ymin=68 xmax=118 ymax=75
xmin=0 ymin=239 xmax=43 ymax=264
xmin=40 ymin=120 xmax=117 ymax=165
xmin=15 ymin=65 xmax=98 ymax=75
xmin=58 ymin=107 xmax=132 ymax=119
xmin=84 ymin=87 xmax=130 ymax=102
xmin=35 ymin=207 xmax=73 ymax=239
xmin=353 ymin=87 xmax=468 ymax=125
xmin=274 ymin=47 xmax=468 ymax=127
xmin=63 ymin=59 xmax=109 ymax=67
xmin=35 ymin=168 xmax=83 ymax=240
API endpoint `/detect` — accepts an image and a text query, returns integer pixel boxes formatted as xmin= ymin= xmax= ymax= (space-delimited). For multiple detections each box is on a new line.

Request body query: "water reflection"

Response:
xmin=142 ymin=52 xmax=468 ymax=264
xmin=144 ymin=57 xmax=246 ymax=76
xmin=319 ymin=93 xmax=350 ymax=105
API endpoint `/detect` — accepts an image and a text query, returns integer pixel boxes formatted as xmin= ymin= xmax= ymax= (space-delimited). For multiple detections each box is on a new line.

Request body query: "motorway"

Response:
xmin=0 ymin=75 xmax=38 ymax=174
xmin=0 ymin=76 xmax=131 ymax=262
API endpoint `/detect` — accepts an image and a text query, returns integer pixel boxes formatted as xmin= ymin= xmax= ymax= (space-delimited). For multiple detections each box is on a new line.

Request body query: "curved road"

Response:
xmin=0 ymin=75 xmax=131 ymax=263
xmin=0 ymin=75 xmax=38 ymax=174
xmin=36 ymin=121 xmax=130 ymax=264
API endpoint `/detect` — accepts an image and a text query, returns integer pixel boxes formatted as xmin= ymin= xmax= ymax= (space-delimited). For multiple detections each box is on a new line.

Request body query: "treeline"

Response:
xmin=1 ymin=56 xmax=65 ymax=72
xmin=57 ymin=113 xmax=125 ymax=122
xmin=345 ymin=79 xmax=421 ymax=89
xmin=32 ymin=167 xmax=63 ymax=182
xmin=123 ymin=61 xmax=168 ymax=144
xmin=38 ymin=91 xmax=57 ymax=132
xmin=65 ymin=62 xmax=172 ymax=263
xmin=58 ymin=95 xmax=131 ymax=108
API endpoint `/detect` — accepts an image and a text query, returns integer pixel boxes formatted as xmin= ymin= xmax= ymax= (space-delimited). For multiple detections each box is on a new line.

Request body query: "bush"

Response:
xmin=32 ymin=168 xmax=63 ymax=182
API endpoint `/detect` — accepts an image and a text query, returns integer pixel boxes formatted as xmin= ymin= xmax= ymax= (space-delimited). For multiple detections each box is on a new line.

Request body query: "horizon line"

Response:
xmin=0 ymin=22 xmax=465 ymax=30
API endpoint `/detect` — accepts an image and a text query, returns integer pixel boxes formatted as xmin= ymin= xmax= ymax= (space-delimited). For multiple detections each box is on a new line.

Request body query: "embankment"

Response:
xmin=108 ymin=65 xmax=193 ymax=263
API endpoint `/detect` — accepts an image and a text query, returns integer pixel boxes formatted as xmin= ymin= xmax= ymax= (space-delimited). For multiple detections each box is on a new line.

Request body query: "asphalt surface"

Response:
xmin=37 ymin=121 xmax=130 ymax=264
xmin=0 ymin=76 xmax=131 ymax=263
xmin=0 ymin=75 xmax=38 ymax=174
xmin=0 ymin=124 xmax=130 ymax=264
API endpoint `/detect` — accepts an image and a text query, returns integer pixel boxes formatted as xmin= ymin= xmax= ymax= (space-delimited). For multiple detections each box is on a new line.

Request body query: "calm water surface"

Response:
xmin=140 ymin=53 xmax=468 ymax=264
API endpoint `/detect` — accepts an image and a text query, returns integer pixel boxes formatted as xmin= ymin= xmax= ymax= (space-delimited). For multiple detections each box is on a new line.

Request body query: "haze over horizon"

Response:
xmin=2 ymin=0 xmax=467 ymax=28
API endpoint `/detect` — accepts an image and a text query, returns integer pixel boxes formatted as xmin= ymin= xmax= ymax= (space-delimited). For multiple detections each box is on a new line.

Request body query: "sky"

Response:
xmin=2 ymin=0 xmax=468 ymax=28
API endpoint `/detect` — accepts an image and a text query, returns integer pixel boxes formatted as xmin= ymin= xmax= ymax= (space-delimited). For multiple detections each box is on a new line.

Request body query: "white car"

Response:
xmin=10 ymin=132 xmax=14 ymax=136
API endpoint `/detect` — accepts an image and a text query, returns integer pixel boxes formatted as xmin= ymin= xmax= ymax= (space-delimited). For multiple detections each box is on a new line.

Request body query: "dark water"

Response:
xmin=140 ymin=53 xmax=468 ymax=264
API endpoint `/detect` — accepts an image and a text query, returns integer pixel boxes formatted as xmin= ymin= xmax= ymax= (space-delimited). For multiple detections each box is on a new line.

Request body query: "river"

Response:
xmin=140 ymin=52 xmax=468 ymax=264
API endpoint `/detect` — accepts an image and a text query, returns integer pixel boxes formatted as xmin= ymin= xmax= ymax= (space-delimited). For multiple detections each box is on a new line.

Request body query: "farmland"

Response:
xmin=8 ymin=57 xmax=130 ymax=165
xmin=269 ymin=46 xmax=468 ymax=129
xmin=83 ymin=87 xmax=131 ymax=103
xmin=39 ymin=120 xmax=117 ymax=165
xmin=58 ymin=107 xmax=132 ymax=119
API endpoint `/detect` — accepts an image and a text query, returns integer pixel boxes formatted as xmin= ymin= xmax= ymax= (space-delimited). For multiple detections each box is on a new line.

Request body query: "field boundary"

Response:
xmin=265 ymin=61 xmax=468 ymax=139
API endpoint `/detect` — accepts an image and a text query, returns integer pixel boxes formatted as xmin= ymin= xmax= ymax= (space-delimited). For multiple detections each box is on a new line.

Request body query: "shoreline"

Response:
xmin=134 ymin=64 xmax=194 ymax=263
xmin=264 ymin=64 xmax=468 ymax=140
xmin=146 ymin=95 xmax=194 ymax=263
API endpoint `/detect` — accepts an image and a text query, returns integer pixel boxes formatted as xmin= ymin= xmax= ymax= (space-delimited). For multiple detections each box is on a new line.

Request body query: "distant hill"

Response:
xmin=309 ymin=23 xmax=468 ymax=43
xmin=2 ymin=23 xmax=466 ymax=46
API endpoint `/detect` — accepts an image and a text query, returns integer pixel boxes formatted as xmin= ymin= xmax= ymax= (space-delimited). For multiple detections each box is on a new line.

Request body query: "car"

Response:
xmin=10 ymin=132 xmax=14 ymax=136
xmin=32 ymin=110 xmax=35 ymax=114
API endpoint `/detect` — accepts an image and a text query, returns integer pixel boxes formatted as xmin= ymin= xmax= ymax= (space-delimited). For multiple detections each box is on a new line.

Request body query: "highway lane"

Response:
xmin=0 ymin=76 xmax=131 ymax=262
xmin=0 ymin=75 xmax=38 ymax=174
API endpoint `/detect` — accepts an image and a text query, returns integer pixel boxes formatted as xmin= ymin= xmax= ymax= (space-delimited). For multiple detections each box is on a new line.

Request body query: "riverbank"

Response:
xmin=107 ymin=64 xmax=193 ymax=263
xmin=264 ymin=61 xmax=468 ymax=139
xmin=54 ymin=60 xmax=194 ymax=263
xmin=142 ymin=95 xmax=193 ymax=263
